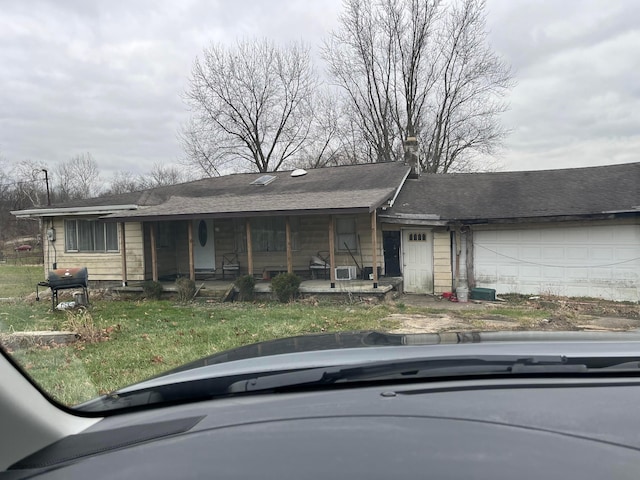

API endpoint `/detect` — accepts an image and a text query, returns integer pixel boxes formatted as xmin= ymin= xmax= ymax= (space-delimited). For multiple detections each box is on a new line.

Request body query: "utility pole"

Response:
xmin=42 ymin=169 xmax=51 ymax=206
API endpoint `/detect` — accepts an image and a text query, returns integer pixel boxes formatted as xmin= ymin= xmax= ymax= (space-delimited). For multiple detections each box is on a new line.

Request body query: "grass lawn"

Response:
xmin=3 ymin=266 xmax=636 ymax=408
xmin=1 ymin=297 xmax=399 ymax=406
xmin=0 ymin=264 xmax=43 ymax=298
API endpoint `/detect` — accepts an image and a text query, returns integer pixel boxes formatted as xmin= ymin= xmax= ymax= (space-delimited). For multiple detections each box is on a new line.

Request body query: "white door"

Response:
xmin=193 ymin=219 xmax=215 ymax=272
xmin=402 ymin=229 xmax=434 ymax=293
xmin=474 ymin=224 xmax=640 ymax=302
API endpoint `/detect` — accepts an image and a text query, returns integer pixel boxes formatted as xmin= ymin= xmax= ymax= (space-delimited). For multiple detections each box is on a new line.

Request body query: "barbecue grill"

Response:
xmin=37 ymin=267 xmax=89 ymax=310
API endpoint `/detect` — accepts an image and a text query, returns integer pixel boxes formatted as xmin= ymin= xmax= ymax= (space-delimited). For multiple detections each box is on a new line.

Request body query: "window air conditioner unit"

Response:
xmin=335 ymin=266 xmax=357 ymax=281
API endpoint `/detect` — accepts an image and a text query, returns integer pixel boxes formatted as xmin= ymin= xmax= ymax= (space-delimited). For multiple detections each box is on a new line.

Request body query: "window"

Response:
xmin=336 ymin=216 xmax=357 ymax=252
xmin=250 ymin=174 xmax=277 ymax=186
xmin=250 ymin=217 xmax=299 ymax=252
xmin=234 ymin=219 xmax=247 ymax=253
xmin=158 ymin=222 xmax=174 ymax=248
xmin=65 ymin=219 xmax=119 ymax=252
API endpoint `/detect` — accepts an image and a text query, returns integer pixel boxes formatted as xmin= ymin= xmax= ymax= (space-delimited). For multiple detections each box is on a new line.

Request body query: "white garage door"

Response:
xmin=473 ymin=224 xmax=640 ymax=302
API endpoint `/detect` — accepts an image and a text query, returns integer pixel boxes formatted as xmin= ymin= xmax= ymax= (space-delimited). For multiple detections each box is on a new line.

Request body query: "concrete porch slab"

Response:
xmin=111 ymin=276 xmax=403 ymax=299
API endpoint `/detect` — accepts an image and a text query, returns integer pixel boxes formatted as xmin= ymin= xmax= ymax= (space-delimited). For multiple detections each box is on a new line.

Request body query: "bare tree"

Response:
xmin=139 ymin=162 xmax=192 ymax=189
xmin=104 ymin=163 xmax=194 ymax=196
xmin=420 ymin=0 xmax=513 ymax=172
xmin=293 ymin=89 xmax=348 ymax=169
xmin=178 ymin=118 xmax=225 ymax=177
xmin=325 ymin=0 xmax=512 ymax=172
xmin=183 ymin=39 xmax=318 ymax=174
xmin=324 ymin=0 xmax=399 ymax=163
xmin=104 ymin=171 xmax=142 ymax=195
xmin=0 ymin=159 xmax=48 ymax=241
xmin=12 ymin=160 xmax=48 ymax=207
xmin=54 ymin=153 xmax=103 ymax=200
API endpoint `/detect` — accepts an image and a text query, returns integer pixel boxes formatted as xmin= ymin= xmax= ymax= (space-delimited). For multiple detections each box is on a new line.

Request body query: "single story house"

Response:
xmin=12 ymin=162 xmax=413 ymax=290
xmin=12 ymin=161 xmax=640 ymax=302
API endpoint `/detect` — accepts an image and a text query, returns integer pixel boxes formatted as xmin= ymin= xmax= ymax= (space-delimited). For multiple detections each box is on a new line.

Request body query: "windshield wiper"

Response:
xmin=227 ymin=355 xmax=584 ymax=393
xmin=77 ymin=355 xmax=640 ymax=413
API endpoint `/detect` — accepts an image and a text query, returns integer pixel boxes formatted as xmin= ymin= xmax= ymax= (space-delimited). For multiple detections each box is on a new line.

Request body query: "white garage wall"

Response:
xmin=473 ymin=222 xmax=640 ymax=302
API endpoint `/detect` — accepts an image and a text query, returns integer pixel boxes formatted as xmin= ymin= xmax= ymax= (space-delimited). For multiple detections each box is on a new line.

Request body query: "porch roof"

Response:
xmin=103 ymin=188 xmax=398 ymax=221
xmin=101 ymin=162 xmax=411 ymax=221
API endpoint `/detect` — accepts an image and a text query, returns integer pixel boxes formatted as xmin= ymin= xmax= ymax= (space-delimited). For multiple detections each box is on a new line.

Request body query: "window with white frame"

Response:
xmin=64 ymin=219 xmax=119 ymax=252
xmin=250 ymin=217 xmax=299 ymax=252
xmin=336 ymin=216 xmax=357 ymax=252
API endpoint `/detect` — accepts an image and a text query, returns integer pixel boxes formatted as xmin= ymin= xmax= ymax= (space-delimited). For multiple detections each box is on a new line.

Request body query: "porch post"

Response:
xmin=150 ymin=222 xmax=158 ymax=282
xmin=371 ymin=210 xmax=378 ymax=288
xmin=285 ymin=216 xmax=293 ymax=274
xmin=187 ymin=220 xmax=195 ymax=281
xmin=120 ymin=222 xmax=127 ymax=286
xmin=328 ymin=215 xmax=336 ymax=288
xmin=465 ymin=228 xmax=475 ymax=289
xmin=246 ymin=218 xmax=253 ymax=276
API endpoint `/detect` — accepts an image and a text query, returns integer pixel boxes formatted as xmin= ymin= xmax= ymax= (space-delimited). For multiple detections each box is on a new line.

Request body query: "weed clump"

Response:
xmin=271 ymin=273 xmax=301 ymax=303
xmin=235 ymin=275 xmax=255 ymax=301
xmin=142 ymin=280 xmax=163 ymax=300
xmin=175 ymin=277 xmax=196 ymax=303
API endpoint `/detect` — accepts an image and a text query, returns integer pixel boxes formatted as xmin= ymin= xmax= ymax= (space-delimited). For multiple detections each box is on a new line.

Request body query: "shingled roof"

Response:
xmin=383 ymin=162 xmax=640 ymax=224
xmin=81 ymin=162 xmax=410 ymax=220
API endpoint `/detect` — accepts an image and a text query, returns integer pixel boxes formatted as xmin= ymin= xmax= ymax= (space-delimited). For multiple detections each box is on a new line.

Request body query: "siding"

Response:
xmin=43 ymin=218 xmax=145 ymax=281
xmin=433 ymin=229 xmax=452 ymax=294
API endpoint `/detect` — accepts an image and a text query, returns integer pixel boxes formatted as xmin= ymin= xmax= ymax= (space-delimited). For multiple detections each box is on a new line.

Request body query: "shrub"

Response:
xmin=175 ymin=277 xmax=196 ymax=303
xmin=142 ymin=280 xmax=163 ymax=300
xmin=271 ymin=273 xmax=301 ymax=303
xmin=235 ymin=275 xmax=255 ymax=301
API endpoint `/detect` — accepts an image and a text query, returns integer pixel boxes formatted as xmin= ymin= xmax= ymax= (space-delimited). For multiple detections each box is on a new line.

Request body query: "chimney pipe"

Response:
xmin=404 ymin=136 xmax=420 ymax=178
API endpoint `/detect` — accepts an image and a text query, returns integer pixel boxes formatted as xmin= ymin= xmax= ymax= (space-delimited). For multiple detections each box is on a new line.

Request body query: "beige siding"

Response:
xmin=42 ymin=218 xmax=145 ymax=282
xmin=123 ymin=222 xmax=145 ymax=281
xmin=433 ymin=229 xmax=452 ymax=294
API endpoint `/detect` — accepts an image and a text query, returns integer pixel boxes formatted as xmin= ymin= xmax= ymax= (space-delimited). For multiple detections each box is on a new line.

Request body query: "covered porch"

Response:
xmin=115 ymin=210 xmax=389 ymax=290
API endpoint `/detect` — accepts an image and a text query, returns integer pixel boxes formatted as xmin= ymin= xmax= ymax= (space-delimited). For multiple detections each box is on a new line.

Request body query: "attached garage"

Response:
xmin=382 ymin=161 xmax=640 ymax=302
xmin=473 ymin=222 xmax=640 ymax=302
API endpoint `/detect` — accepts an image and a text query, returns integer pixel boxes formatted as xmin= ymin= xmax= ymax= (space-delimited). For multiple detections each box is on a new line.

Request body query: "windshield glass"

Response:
xmin=0 ymin=0 xmax=638 ymax=411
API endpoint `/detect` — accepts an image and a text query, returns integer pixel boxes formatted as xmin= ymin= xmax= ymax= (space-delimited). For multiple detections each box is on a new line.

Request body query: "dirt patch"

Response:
xmin=389 ymin=294 xmax=639 ymax=334
xmin=386 ymin=313 xmax=485 ymax=334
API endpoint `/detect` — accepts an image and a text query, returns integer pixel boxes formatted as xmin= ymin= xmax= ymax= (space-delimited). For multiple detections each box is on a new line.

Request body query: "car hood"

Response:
xmin=111 ymin=330 xmax=640 ymax=395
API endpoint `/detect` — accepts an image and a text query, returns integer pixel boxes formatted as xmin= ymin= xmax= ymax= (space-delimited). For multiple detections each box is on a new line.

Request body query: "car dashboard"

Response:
xmin=3 ymin=375 xmax=640 ymax=479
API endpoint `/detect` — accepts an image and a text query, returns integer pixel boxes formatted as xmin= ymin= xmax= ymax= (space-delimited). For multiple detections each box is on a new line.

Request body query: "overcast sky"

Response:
xmin=1 ymin=0 xmax=639 ymax=181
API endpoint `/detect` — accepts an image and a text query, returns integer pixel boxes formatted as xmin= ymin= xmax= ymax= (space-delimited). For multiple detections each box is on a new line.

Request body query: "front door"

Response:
xmin=193 ymin=219 xmax=215 ymax=272
xmin=383 ymin=231 xmax=401 ymax=276
xmin=402 ymin=229 xmax=433 ymax=293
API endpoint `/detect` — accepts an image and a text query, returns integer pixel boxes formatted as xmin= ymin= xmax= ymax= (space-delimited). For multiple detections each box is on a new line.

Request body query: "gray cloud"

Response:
xmin=485 ymin=0 xmax=640 ymax=170
xmin=1 ymin=0 xmax=638 ymax=180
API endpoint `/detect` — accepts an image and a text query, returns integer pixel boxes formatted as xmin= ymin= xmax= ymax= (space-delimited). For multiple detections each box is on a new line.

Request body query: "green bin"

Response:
xmin=470 ymin=287 xmax=496 ymax=301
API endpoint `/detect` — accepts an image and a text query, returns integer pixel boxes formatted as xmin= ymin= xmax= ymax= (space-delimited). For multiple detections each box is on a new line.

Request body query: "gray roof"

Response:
xmin=384 ymin=162 xmax=640 ymax=223
xmin=100 ymin=162 xmax=411 ymax=220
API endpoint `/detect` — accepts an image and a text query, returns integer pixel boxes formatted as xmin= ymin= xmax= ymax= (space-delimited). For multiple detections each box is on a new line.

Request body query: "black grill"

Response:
xmin=37 ymin=267 xmax=89 ymax=310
